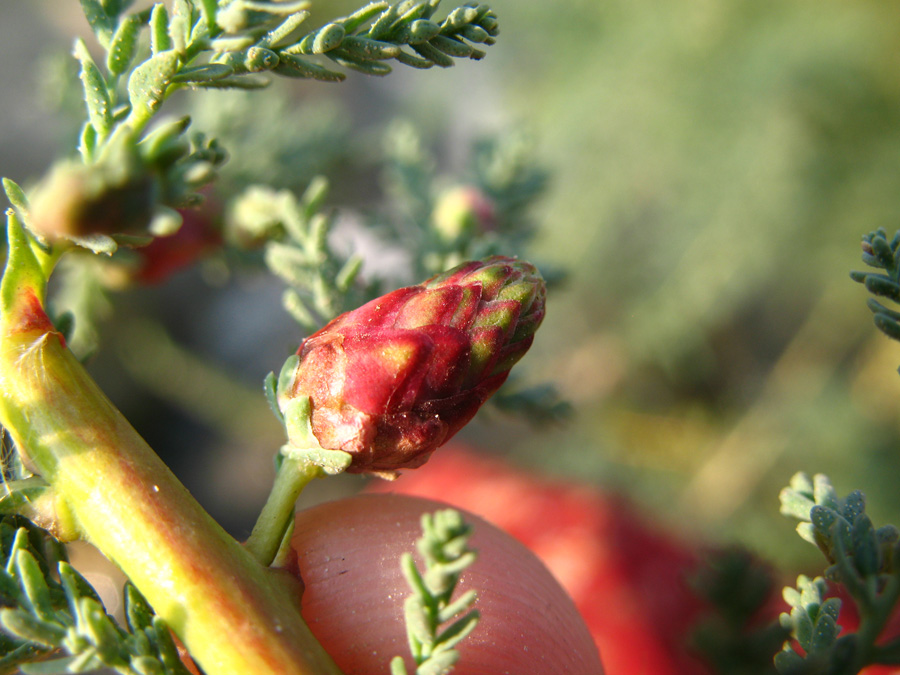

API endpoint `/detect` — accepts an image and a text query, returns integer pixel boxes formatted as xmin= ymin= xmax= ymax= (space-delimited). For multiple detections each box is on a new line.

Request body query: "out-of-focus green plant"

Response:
xmin=691 ymin=547 xmax=787 ymax=675
xmin=852 ymin=228 xmax=900 ymax=366
xmin=473 ymin=0 xmax=900 ymax=573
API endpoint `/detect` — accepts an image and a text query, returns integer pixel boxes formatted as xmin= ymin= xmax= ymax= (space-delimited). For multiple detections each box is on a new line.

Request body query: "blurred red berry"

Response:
xmin=29 ymin=155 xmax=156 ymax=241
xmin=279 ymin=256 xmax=545 ymax=474
xmin=369 ymin=446 xmax=713 ymax=675
xmin=135 ymin=202 xmax=223 ymax=284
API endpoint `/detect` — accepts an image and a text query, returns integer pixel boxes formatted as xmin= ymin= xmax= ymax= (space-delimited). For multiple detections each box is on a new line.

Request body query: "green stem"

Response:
xmin=853 ymin=574 xmax=900 ymax=671
xmin=0 ymin=220 xmax=342 ymax=675
xmin=245 ymin=456 xmax=321 ymax=566
xmin=116 ymin=19 xmax=222 ymax=141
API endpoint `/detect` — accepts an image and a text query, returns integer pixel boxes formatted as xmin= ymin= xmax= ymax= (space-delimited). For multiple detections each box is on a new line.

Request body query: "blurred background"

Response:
xmin=3 ymin=0 xmax=900 ymax=589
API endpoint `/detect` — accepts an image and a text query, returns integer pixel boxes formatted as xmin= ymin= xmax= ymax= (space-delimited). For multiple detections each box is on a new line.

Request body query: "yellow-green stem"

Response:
xmin=245 ymin=456 xmax=321 ymax=566
xmin=0 ymin=223 xmax=342 ymax=675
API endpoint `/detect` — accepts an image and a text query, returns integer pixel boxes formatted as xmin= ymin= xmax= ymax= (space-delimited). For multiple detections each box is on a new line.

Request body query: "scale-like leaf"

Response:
xmin=128 ymin=51 xmax=180 ymax=121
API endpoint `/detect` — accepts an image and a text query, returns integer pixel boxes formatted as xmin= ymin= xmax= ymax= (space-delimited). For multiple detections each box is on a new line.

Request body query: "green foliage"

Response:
xmin=228 ymin=179 xmax=362 ymax=332
xmin=0 ymin=516 xmax=193 ymax=675
xmin=478 ymin=0 xmax=900 ymax=574
xmin=380 ymin=123 xmax=549 ymax=280
xmin=390 ymin=509 xmax=480 ymax=675
xmin=228 ymin=176 xmax=365 ymax=330
xmin=851 ymin=228 xmax=900 ymax=361
xmin=11 ymin=0 xmax=500 ymax=255
xmin=373 ymin=123 xmax=568 ymax=422
xmin=776 ymin=575 xmax=848 ymax=674
xmin=6 ymin=0 xmax=565 ymax=428
xmin=776 ymin=472 xmax=900 ymax=674
xmin=186 ymin=87 xmax=350 ymax=193
xmin=282 ymin=0 xmax=498 ymax=76
xmin=0 ymin=1 xmax=521 ymax=673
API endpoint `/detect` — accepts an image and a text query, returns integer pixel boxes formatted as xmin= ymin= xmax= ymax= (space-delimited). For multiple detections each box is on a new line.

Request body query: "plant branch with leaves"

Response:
xmin=390 ymin=509 xmax=480 ymax=675
xmin=0 ymin=1 xmax=526 ymax=674
xmin=776 ymin=473 xmax=900 ymax=674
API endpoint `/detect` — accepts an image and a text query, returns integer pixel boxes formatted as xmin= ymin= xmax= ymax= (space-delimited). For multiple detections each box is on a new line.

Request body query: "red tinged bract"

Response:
xmin=280 ymin=256 xmax=546 ymax=474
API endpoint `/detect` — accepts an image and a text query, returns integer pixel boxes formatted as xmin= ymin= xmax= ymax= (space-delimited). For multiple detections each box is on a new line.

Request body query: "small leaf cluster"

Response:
xmin=0 ymin=516 xmax=193 ymax=675
xmin=780 ymin=473 xmax=899 ymax=595
xmin=776 ymin=472 xmax=900 ymax=674
xmin=851 ymin=228 xmax=900 ymax=367
xmin=391 ymin=509 xmax=480 ymax=675
xmin=0 ymin=516 xmax=67 ymax=674
xmin=776 ymin=575 xmax=848 ymax=674
xmin=228 ymin=176 xmax=365 ymax=332
xmin=216 ymin=0 xmax=498 ymax=80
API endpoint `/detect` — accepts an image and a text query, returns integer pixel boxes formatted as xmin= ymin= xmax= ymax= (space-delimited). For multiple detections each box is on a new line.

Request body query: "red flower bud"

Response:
xmin=280 ymin=256 xmax=546 ymax=474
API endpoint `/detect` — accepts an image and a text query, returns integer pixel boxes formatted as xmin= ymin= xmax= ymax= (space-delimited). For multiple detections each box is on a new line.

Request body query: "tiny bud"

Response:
xmin=29 ymin=154 xmax=156 ymax=243
xmin=279 ymin=256 xmax=545 ymax=474
xmin=245 ymin=46 xmax=280 ymax=72
xmin=431 ymin=186 xmax=496 ymax=243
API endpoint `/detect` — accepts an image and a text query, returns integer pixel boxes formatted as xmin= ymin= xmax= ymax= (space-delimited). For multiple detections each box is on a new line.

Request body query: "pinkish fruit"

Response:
xmin=288 ymin=493 xmax=604 ymax=674
xmin=279 ymin=256 xmax=545 ymax=474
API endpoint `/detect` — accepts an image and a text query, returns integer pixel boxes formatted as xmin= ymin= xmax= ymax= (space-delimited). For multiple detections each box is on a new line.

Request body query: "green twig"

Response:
xmin=0 ymin=215 xmax=342 ymax=675
xmin=390 ymin=509 xmax=479 ymax=675
xmin=244 ymin=456 xmax=321 ymax=567
xmin=851 ymin=228 xmax=900 ymax=371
